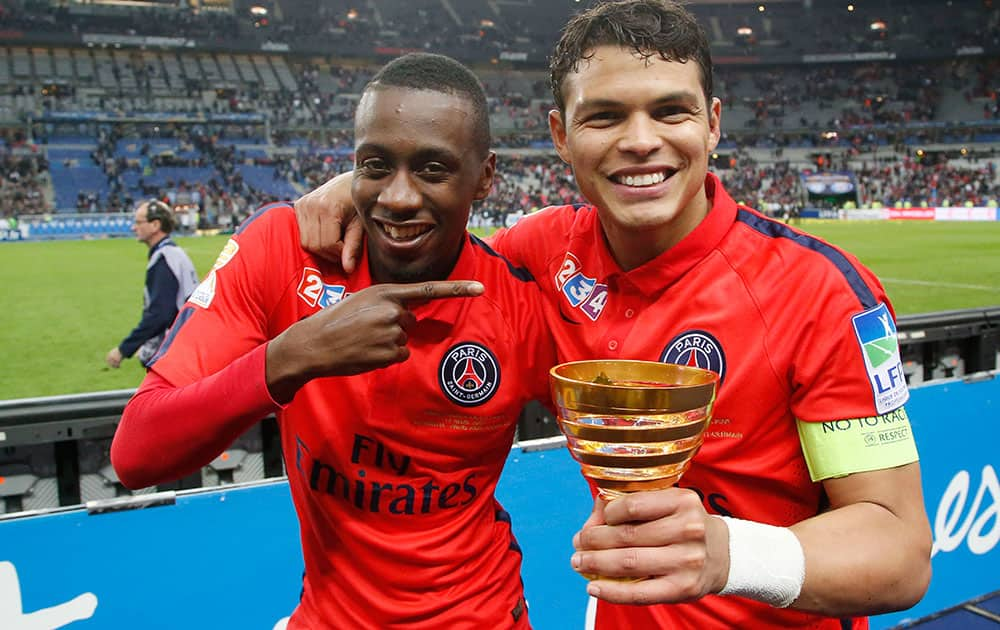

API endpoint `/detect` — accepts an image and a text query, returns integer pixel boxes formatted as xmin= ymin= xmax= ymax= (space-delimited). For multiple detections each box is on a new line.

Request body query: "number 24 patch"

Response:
xmin=554 ymin=253 xmax=608 ymax=321
xmin=297 ymin=268 xmax=349 ymax=309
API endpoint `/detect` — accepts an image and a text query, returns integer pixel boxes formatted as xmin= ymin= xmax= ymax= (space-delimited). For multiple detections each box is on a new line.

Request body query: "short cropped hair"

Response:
xmin=143 ymin=199 xmax=176 ymax=233
xmin=550 ymin=0 xmax=714 ymax=112
xmin=364 ymin=53 xmax=491 ymax=158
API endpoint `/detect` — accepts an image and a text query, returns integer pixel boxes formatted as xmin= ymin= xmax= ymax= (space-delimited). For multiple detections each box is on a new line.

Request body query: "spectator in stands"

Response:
xmin=105 ymin=199 xmax=198 ymax=369
xmin=295 ymin=1 xmax=933 ymax=628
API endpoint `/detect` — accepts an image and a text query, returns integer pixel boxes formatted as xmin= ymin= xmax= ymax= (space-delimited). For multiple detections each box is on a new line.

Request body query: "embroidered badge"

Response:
xmin=660 ymin=330 xmax=727 ymax=384
xmin=439 ymin=342 xmax=501 ymax=407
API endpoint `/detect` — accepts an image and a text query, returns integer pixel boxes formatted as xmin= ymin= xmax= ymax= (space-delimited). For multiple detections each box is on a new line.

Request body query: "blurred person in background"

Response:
xmin=105 ymin=198 xmax=198 ymax=369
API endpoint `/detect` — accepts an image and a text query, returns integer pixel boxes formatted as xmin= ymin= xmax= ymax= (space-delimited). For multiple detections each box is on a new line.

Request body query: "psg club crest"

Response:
xmin=439 ymin=342 xmax=501 ymax=407
xmin=660 ymin=330 xmax=727 ymax=384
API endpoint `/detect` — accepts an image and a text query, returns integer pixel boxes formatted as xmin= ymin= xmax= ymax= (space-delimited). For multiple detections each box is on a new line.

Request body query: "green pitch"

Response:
xmin=797 ymin=220 xmax=1000 ymax=315
xmin=1 ymin=220 xmax=998 ymax=400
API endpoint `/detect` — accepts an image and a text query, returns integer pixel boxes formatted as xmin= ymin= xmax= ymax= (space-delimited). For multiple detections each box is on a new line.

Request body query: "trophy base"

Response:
xmin=588 ymin=471 xmax=684 ymax=501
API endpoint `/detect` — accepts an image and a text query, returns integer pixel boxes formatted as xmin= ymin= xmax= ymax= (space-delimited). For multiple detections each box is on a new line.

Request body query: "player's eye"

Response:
xmin=358 ymin=158 xmax=390 ymax=175
xmin=582 ymin=111 xmax=621 ymax=126
xmin=419 ymin=162 xmax=450 ymax=179
xmin=654 ymin=105 xmax=693 ymax=121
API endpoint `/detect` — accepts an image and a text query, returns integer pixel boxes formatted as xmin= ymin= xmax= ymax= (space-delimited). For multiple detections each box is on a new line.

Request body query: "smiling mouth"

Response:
xmin=610 ymin=170 xmax=674 ymax=187
xmin=377 ymin=222 xmax=433 ymax=242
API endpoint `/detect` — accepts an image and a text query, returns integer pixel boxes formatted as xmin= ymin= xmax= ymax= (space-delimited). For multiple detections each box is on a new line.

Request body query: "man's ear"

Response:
xmin=548 ymin=109 xmax=572 ymax=165
xmin=708 ymin=96 xmax=722 ymax=152
xmin=473 ymin=151 xmax=497 ymax=201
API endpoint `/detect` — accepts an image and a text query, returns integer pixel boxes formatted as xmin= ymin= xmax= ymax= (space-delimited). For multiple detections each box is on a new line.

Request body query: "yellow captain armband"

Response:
xmin=796 ymin=407 xmax=919 ymax=482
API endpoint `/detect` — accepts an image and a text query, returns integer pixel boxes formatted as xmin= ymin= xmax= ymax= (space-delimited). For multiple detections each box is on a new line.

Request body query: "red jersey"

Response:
xmin=490 ymin=174 xmax=910 ymax=629
xmin=151 ymin=204 xmax=555 ymax=629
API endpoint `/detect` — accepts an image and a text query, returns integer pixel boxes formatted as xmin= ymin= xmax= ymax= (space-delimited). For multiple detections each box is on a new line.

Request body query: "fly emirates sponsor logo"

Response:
xmin=932 ymin=464 xmax=998 ymax=558
xmin=293 ymin=433 xmax=478 ymax=514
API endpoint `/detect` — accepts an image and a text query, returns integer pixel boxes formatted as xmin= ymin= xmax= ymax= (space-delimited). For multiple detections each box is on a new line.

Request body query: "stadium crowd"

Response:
xmin=855 ymin=155 xmax=999 ymax=208
xmin=0 ymin=143 xmax=49 ymax=217
xmin=1 ymin=0 xmax=998 ymax=222
xmin=3 ymin=133 xmax=998 ymax=223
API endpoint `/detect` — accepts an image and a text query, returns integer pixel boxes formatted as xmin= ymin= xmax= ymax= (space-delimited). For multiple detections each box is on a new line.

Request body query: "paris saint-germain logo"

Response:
xmin=439 ymin=342 xmax=501 ymax=407
xmin=660 ymin=330 xmax=726 ymax=384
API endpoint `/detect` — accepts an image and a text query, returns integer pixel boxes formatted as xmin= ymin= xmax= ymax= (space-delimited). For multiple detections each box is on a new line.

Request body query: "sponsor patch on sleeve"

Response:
xmin=797 ymin=407 xmax=919 ymax=481
xmin=852 ymin=302 xmax=909 ymax=414
xmin=212 ymin=239 xmax=239 ymax=270
xmin=188 ymin=270 xmax=217 ymax=308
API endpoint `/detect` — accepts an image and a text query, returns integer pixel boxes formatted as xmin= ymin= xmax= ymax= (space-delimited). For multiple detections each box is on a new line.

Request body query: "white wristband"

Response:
xmin=718 ymin=516 xmax=805 ymax=608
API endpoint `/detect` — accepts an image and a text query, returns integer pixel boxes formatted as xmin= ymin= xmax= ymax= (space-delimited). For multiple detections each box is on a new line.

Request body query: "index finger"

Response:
xmin=602 ymin=488 xmax=696 ymax=525
xmin=377 ymin=281 xmax=485 ymax=303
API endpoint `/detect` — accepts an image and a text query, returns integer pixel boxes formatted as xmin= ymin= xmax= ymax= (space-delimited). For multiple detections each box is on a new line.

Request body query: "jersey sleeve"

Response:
xmin=149 ymin=204 xmax=301 ymax=387
xmin=758 ymin=244 xmax=919 ymax=481
xmin=787 ymin=262 xmax=909 ymax=422
xmin=112 ymin=344 xmax=281 ymax=488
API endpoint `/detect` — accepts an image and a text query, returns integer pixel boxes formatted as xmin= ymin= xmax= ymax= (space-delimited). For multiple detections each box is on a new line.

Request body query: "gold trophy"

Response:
xmin=549 ymin=360 xmax=719 ymax=501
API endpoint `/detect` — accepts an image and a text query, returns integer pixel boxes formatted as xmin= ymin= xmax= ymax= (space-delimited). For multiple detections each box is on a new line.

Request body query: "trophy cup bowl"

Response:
xmin=549 ymin=360 xmax=719 ymax=501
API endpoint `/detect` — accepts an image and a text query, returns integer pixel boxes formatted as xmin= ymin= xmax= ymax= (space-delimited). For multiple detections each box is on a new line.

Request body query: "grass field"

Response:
xmin=1 ymin=220 xmax=998 ymax=400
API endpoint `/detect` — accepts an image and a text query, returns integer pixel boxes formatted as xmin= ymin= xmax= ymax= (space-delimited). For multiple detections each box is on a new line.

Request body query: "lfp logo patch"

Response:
xmin=188 ymin=270 xmax=217 ymax=308
xmin=660 ymin=330 xmax=726 ymax=384
xmin=852 ymin=303 xmax=908 ymax=414
xmin=439 ymin=342 xmax=500 ymax=407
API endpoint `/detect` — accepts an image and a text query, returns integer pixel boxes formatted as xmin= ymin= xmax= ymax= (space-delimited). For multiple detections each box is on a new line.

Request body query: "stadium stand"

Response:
xmin=0 ymin=2 xmax=995 ymax=223
xmin=0 ymin=3 xmax=997 ymax=628
xmin=0 ymin=1 xmax=996 ymax=210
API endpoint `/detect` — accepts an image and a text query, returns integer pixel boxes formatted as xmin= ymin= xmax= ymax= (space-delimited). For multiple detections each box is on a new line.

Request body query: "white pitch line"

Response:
xmin=882 ymin=277 xmax=999 ymax=292
xmin=867 ymin=341 xmax=894 ymax=359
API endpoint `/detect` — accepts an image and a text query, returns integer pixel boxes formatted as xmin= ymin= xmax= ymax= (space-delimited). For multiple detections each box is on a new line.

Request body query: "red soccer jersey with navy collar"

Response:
xmin=151 ymin=203 xmax=555 ymax=629
xmin=489 ymin=173 xmax=907 ymax=630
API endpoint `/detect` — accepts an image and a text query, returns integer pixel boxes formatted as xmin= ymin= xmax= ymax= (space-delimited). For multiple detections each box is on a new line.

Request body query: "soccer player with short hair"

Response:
xmin=294 ymin=1 xmax=932 ymax=628
xmin=111 ymin=53 xmax=555 ymax=628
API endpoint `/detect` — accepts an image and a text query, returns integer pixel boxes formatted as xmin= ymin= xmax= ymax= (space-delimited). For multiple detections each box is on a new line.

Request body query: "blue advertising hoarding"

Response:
xmin=1 ymin=375 xmax=996 ymax=629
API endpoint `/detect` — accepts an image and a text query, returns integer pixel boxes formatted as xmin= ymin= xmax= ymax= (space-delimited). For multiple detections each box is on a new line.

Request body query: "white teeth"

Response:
xmin=619 ymin=172 xmax=667 ymax=187
xmin=383 ymin=224 xmax=430 ymax=241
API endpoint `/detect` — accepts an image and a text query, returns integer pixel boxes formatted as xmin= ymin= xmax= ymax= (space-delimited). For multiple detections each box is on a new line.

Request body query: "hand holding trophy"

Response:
xmin=549 ymin=359 xmax=719 ymax=581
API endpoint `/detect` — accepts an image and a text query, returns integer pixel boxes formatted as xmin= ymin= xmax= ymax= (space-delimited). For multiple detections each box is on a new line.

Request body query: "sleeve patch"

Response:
xmin=797 ymin=407 xmax=919 ymax=481
xmin=851 ymin=302 xmax=909 ymax=414
xmin=188 ymin=269 xmax=217 ymax=308
xmin=212 ymin=238 xmax=239 ymax=270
